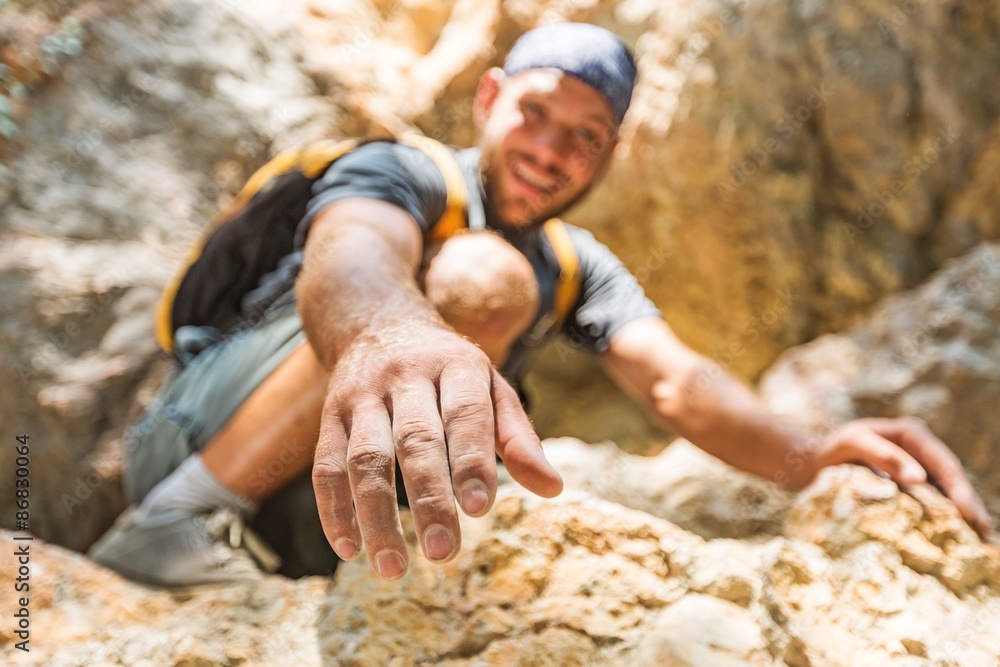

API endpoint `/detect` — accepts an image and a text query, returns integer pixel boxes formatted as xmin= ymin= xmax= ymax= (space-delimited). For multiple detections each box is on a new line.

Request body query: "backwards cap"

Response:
xmin=503 ymin=23 xmax=637 ymax=125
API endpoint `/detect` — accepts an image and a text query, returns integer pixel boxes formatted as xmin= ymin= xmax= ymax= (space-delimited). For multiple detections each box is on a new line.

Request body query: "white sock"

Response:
xmin=132 ymin=455 xmax=258 ymax=524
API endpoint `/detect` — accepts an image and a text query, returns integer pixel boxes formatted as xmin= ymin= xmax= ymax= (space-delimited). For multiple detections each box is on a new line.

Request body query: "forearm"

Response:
xmin=605 ymin=319 xmax=820 ymax=489
xmin=654 ymin=360 xmax=818 ymax=488
xmin=296 ymin=200 xmax=441 ymax=369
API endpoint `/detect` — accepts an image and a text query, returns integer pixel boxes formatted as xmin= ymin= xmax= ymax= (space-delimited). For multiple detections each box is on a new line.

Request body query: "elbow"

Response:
xmin=649 ymin=357 xmax=708 ymax=415
xmin=649 ymin=373 xmax=691 ymax=426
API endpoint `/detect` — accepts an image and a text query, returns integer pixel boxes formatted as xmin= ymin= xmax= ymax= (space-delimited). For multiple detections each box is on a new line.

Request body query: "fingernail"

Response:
xmin=423 ymin=525 xmax=456 ymax=562
xmin=374 ymin=550 xmax=405 ymax=579
xmin=901 ymin=463 xmax=927 ymax=485
xmin=460 ymin=480 xmax=490 ymax=515
xmin=333 ymin=538 xmax=359 ymax=560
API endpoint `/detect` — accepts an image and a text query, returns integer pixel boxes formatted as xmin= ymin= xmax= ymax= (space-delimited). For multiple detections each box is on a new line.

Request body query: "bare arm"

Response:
xmin=296 ymin=199 xmax=426 ymax=367
xmin=298 ymin=199 xmax=561 ymax=579
xmin=603 ymin=317 xmax=994 ymax=536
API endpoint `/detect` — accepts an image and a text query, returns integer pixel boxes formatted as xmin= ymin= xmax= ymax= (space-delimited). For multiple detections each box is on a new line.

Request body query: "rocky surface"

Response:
xmin=3 ymin=463 xmax=999 ymax=665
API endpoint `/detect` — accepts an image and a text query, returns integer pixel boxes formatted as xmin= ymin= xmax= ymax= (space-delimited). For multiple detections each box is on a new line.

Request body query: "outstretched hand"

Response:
xmin=813 ymin=417 xmax=994 ymax=538
xmin=311 ymin=323 xmax=563 ymax=580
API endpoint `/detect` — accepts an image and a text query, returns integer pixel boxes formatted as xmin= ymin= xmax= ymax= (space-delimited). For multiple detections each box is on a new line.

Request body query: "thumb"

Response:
xmin=491 ymin=369 xmax=563 ymax=498
xmin=824 ymin=426 xmax=927 ymax=487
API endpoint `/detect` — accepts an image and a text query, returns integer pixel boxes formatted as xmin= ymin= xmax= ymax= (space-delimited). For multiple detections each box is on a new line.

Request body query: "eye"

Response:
xmin=575 ymin=127 xmax=598 ymax=144
xmin=523 ymin=102 xmax=543 ymax=118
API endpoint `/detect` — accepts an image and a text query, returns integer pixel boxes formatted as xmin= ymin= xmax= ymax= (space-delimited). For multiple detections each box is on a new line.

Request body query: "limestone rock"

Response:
xmin=5 ymin=473 xmax=1000 ymax=664
xmin=545 ymin=437 xmax=795 ymax=540
xmin=0 ymin=0 xmax=349 ymax=549
xmin=0 ymin=531 xmax=328 ymax=666
xmin=636 ymin=594 xmax=771 ymax=666
xmin=2 ymin=1 xmax=1000 ymax=661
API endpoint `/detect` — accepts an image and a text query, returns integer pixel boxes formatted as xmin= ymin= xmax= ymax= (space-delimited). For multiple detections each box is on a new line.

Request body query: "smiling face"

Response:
xmin=473 ymin=67 xmax=619 ymax=228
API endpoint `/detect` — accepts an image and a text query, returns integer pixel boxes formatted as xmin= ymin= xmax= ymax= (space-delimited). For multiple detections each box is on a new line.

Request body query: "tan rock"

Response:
xmin=636 ymin=594 xmax=772 ymax=666
xmin=6 ymin=469 xmax=1000 ymax=664
xmin=786 ymin=466 xmax=1000 ymax=597
xmin=544 ymin=437 xmax=795 ymax=540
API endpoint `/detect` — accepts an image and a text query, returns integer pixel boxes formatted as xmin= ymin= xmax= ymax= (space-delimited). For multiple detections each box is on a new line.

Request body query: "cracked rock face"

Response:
xmin=3 ymin=465 xmax=999 ymax=665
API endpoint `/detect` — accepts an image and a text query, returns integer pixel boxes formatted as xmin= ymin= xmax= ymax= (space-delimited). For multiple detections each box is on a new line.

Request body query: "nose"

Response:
xmin=528 ymin=125 xmax=572 ymax=171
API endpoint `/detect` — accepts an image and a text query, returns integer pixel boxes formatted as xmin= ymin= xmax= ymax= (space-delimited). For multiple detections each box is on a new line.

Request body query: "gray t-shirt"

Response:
xmin=271 ymin=141 xmax=660 ymax=384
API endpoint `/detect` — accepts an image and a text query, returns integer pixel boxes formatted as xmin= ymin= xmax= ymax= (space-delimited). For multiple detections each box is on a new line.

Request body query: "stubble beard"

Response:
xmin=479 ymin=147 xmax=595 ymax=228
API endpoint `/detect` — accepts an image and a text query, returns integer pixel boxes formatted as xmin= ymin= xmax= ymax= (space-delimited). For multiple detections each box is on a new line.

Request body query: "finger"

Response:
xmin=312 ymin=405 xmax=362 ymax=561
xmin=861 ymin=418 xmax=995 ymax=536
xmin=823 ymin=424 xmax=927 ymax=486
xmin=439 ymin=359 xmax=498 ymax=518
xmin=942 ymin=478 xmax=995 ymax=537
xmin=391 ymin=380 xmax=460 ymax=563
xmin=347 ymin=399 xmax=408 ymax=580
xmin=491 ymin=369 xmax=562 ymax=497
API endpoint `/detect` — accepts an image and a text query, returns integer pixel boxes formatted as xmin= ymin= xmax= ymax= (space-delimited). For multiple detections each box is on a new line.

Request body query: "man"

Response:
xmin=89 ymin=23 xmax=993 ymax=586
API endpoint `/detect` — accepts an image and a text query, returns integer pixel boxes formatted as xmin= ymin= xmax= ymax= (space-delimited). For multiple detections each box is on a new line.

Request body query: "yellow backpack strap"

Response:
xmin=398 ymin=131 xmax=469 ymax=240
xmin=154 ymin=138 xmax=363 ymax=353
xmin=216 ymin=138 xmax=364 ymax=223
xmin=542 ymin=218 xmax=581 ymax=334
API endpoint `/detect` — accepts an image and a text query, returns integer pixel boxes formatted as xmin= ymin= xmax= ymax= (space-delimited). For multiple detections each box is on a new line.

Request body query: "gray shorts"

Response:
xmin=124 ymin=302 xmax=339 ymax=577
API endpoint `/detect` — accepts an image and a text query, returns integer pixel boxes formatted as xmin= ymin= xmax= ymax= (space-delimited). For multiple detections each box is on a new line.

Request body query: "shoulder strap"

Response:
xmin=398 ymin=132 xmax=470 ymax=240
xmin=541 ymin=219 xmax=581 ymax=334
xmin=218 ymin=138 xmax=365 ymax=224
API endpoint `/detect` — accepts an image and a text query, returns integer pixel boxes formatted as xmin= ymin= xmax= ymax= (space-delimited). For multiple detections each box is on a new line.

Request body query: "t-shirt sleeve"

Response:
xmin=562 ymin=226 xmax=662 ymax=353
xmin=294 ymin=141 xmax=448 ymax=248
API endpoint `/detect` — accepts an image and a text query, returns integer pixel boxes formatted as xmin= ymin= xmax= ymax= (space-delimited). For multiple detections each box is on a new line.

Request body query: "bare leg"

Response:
xmin=200 ymin=340 xmax=326 ymax=501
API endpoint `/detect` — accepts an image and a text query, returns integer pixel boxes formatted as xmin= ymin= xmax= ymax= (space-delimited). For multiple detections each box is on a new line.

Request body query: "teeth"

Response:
xmin=513 ymin=163 xmax=555 ymax=192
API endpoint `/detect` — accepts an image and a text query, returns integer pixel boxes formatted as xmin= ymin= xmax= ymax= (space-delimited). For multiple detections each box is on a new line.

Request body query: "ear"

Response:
xmin=473 ymin=68 xmax=505 ymax=130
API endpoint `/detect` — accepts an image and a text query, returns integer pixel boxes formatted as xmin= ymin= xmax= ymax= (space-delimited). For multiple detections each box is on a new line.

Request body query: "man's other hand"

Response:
xmin=311 ymin=323 xmax=562 ymax=579
xmin=812 ymin=417 xmax=994 ymax=539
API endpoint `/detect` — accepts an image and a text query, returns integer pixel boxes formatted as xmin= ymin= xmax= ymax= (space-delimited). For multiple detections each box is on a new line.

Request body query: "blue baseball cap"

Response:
xmin=503 ymin=23 xmax=637 ymax=125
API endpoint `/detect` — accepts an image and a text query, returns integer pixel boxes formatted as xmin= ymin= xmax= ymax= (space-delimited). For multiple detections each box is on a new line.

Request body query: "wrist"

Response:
xmin=772 ymin=429 xmax=825 ymax=490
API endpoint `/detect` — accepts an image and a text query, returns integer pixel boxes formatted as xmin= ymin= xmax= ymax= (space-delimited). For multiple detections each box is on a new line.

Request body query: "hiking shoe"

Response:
xmin=87 ymin=506 xmax=281 ymax=588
